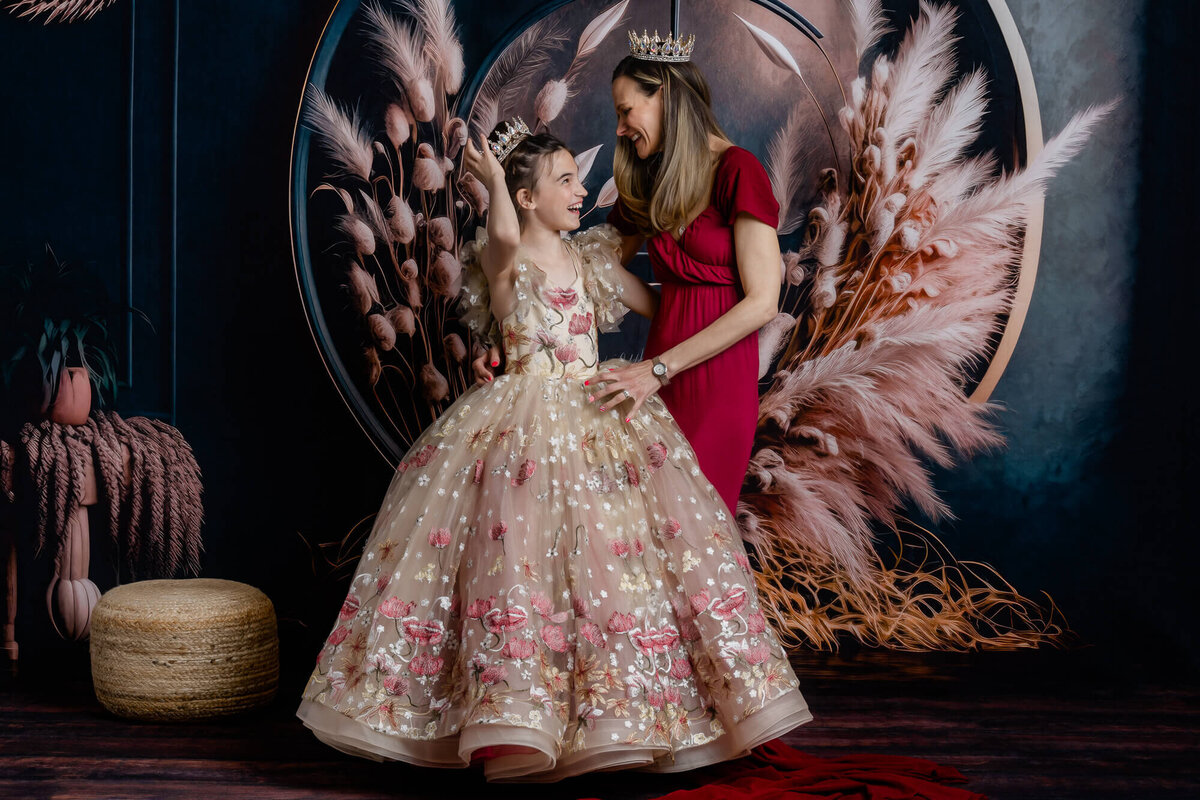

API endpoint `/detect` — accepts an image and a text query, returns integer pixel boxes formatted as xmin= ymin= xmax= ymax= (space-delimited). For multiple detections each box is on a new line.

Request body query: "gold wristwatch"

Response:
xmin=651 ymin=357 xmax=670 ymax=386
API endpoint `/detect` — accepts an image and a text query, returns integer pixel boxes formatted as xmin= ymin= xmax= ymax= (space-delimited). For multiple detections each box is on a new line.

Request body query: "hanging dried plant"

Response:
xmin=13 ymin=411 xmax=203 ymax=579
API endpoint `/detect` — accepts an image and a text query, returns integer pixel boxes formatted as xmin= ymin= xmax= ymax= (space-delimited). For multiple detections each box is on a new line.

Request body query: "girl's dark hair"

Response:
xmin=488 ymin=126 xmax=573 ymax=221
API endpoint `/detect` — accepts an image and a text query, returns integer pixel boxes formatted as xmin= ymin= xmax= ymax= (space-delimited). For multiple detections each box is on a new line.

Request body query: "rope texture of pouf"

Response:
xmin=90 ymin=578 xmax=278 ymax=721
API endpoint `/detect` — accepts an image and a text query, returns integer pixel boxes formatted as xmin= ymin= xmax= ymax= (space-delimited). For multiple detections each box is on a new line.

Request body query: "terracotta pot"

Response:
xmin=48 ymin=366 xmax=91 ymax=426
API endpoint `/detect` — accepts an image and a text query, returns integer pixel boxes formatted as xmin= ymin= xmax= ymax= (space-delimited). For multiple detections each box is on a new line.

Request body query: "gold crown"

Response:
xmin=487 ymin=116 xmax=531 ymax=164
xmin=628 ymin=29 xmax=695 ymax=62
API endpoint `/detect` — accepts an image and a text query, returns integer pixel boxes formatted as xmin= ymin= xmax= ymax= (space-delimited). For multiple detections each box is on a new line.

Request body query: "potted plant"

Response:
xmin=0 ymin=245 xmax=147 ymax=432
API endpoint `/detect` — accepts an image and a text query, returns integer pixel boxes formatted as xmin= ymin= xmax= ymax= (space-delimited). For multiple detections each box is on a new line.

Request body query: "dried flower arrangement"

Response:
xmin=738 ymin=0 xmax=1110 ymax=650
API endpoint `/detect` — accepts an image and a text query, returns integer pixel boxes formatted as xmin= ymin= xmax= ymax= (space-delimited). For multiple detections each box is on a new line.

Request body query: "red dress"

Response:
xmin=609 ymin=146 xmax=779 ymax=513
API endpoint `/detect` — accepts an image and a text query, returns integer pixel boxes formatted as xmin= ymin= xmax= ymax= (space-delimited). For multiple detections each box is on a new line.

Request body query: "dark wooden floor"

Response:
xmin=2 ymin=649 xmax=1197 ymax=800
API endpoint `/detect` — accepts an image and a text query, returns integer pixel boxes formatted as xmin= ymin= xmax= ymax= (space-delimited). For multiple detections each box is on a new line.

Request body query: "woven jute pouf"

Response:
xmin=90 ymin=578 xmax=278 ymax=721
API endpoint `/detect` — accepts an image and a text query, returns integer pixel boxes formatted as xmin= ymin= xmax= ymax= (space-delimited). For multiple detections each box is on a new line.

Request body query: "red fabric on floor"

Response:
xmin=588 ymin=740 xmax=988 ymax=800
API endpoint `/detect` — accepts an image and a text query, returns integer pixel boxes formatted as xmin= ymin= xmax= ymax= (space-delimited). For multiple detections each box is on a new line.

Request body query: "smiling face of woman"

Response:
xmin=612 ymin=75 xmax=664 ymax=159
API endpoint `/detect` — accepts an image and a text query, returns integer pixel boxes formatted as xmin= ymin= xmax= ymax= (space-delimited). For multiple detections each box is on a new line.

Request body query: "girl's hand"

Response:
xmin=463 ymin=135 xmax=505 ymax=187
xmin=472 ymin=344 xmax=503 ymax=386
xmin=584 ymin=361 xmax=662 ymax=421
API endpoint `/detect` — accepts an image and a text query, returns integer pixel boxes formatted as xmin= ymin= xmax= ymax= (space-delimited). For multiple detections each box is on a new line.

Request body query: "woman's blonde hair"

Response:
xmin=611 ymin=55 xmax=729 ymax=237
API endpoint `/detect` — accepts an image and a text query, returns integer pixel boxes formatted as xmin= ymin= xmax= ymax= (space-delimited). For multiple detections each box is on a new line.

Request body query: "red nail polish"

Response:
xmin=486 ymin=376 xmax=492 ymax=381
xmin=625 ymin=417 xmax=631 ymax=423
xmin=584 ymin=380 xmax=590 ymax=386
xmin=491 ymin=360 xmax=499 ymax=367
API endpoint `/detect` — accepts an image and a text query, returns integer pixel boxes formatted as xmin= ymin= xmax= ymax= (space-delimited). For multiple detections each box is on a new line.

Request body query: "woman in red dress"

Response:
xmin=590 ymin=46 xmax=782 ymax=515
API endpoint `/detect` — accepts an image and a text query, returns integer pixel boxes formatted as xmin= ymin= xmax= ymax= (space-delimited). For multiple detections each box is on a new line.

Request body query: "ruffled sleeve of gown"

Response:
xmin=571 ymin=223 xmax=630 ymax=333
xmin=457 ymin=226 xmax=500 ymax=347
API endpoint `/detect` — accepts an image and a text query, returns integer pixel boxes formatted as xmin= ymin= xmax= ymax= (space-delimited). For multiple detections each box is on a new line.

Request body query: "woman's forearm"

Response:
xmin=656 ymin=294 xmax=774 ymax=375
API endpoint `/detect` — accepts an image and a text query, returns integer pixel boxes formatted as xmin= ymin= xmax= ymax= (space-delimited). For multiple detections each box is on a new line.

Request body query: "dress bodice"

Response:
xmin=498 ymin=266 xmax=599 ymax=380
xmin=459 ymin=224 xmax=629 ymax=380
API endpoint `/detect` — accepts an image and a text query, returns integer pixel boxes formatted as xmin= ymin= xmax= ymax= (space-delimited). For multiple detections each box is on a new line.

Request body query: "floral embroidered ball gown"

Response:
xmin=298 ymin=224 xmax=812 ymax=781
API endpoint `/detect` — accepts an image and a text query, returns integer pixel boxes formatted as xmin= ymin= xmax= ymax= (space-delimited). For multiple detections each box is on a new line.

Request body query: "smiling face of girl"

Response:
xmin=518 ymin=148 xmax=588 ymax=232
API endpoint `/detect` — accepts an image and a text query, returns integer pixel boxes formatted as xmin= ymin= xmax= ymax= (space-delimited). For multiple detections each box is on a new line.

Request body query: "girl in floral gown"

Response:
xmin=298 ymin=123 xmax=812 ymax=782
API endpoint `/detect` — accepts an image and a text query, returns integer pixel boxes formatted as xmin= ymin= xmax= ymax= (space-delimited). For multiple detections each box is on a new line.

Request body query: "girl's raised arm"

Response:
xmin=463 ymin=136 xmax=519 ymax=282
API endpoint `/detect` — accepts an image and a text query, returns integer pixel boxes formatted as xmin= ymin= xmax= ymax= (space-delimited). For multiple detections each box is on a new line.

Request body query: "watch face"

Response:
xmin=653 ymin=363 xmax=666 ymax=376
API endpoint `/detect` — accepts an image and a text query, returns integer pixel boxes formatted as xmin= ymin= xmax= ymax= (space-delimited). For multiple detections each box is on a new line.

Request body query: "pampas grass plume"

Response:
xmin=385 ymin=103 xmax=410 ymax=147
xmin=369 ymin=313 xmax=397 ymax=351
xmin=413 ymin=157 xmax=445 ymax=191
xmin=428 ymin=216 xmax=455 ymax=251
xmin=387 ymin=306 xmax=416 ymax=337
xmin=459 ymin=172 xmax=489 ymax=214
xmin=386 ymin=195 xmax=416 ymax=243
xmin=420 ymin=363 xmax=450 ymax=402
xmin=536 ymin=79 xmax=569 ymax=127
xmin=443 ymin=333 xmax=467 ymax=362
xmin=429 ymin=251 xmax=462 ymax=297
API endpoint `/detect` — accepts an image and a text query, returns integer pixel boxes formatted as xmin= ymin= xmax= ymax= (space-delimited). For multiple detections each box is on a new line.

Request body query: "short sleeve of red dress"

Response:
xmin=606 ymin=196 xmax=640 ymax=236
xmin=713 ymin=146 xmax=779 ymax=229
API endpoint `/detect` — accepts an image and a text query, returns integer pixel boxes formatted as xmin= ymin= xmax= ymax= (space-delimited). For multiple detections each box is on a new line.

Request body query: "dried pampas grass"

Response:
xmin=740 ymin=0 xmax=1112 ymax=649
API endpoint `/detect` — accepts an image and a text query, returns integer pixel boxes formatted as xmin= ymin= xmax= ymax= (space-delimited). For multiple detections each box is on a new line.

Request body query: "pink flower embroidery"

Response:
xmin=631 ymin=626 xmax=680 ymax=655
xmin=554 ymin=342 xmax=579 ymax=363
xmin=689 ymin=590 xmax=711 ymax=616
xmin=624 ymin=461 xmax=640 ymax=487
xmin=473 ymin=459 xmax=485 ymax=484
xmin=710 ymin=586 xmax=749 ymax=621
xmin=402 ymin=618 xmax=446 ymax=646
xmin=489 ymin=521 xmax=508 ymax=540
xmin=661 ymin=517 xmax=682 ymax=539
xmin=339 ymin=594 xmax=360 ymax=621
xmin=572 ymin=595 xmax=591 ymax=618
xmin=568 ymin=312 xmax=593 ymax=335
xmin=466 ymin=596 xmax=496 ymax=619
xmin=378 ymin=597 xmax=415 ymax=620
xmin=535 ymin=327 xmax=560 ymax=349
xmin=606 ymin=612 xmax=636 ymax=634
xmin=735 ymin=552 xmax=751 ymax=573
xmin=327 ymin=626 xmax=350 ymax=646
xmin=632 ymin=538 xmax=645 ymax=557
xmin=679 ymin=618 xmax=700 ymax=642
xmin=646 ymin=690 xmax=664 ymax=708
xmin=410 ymin=652 xmax=444 ymax=676
xmin=745 ymin=642 xmax=772 ymax=666
xmin=609 ymin=539 xmax=630 ymax=558
xmin=543 ymin=286 xmax=578 ymax=310
xmin=376 ymin=575 xmax=391 ymax=595
xmin=580 ymin=622 xmax=606 ymax=648
xmin=383 ymin=674 xmax=410 ymax=695
xmin=511 ymin=459 xmax=536 ymax=487
xmin=664 ymin=686 xmax=682 ymax=705
xmin=501 ymin=638 xmax=537 ymax=660
xmin=647 ymin=441 xmax=668 ymax=471
xmin=483 ymin=605 xmax=529 ymax=634
xmin=410 ymin=444 xmax=437 ymax=468
xmin=480 ymin=664 xmax=508 ymax=685
xmin=747 ymin=611 xmax=767 ymax=634
xmin=668 ymin=656 xmax=693 ymax=680
xmin=540 ymin=625 xmax=568 ymax=653
xmin=530 ymin=591 xmax=553 ymax=616
xmin=428 ymin=527 xmax=451 ymax=548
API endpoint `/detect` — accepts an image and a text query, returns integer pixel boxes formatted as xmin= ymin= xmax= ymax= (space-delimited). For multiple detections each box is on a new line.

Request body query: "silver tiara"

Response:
xmin=629 ymin=29 xmax=695 ymax=63
xmin=487 ymin=117 xmax=532 ymax=164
